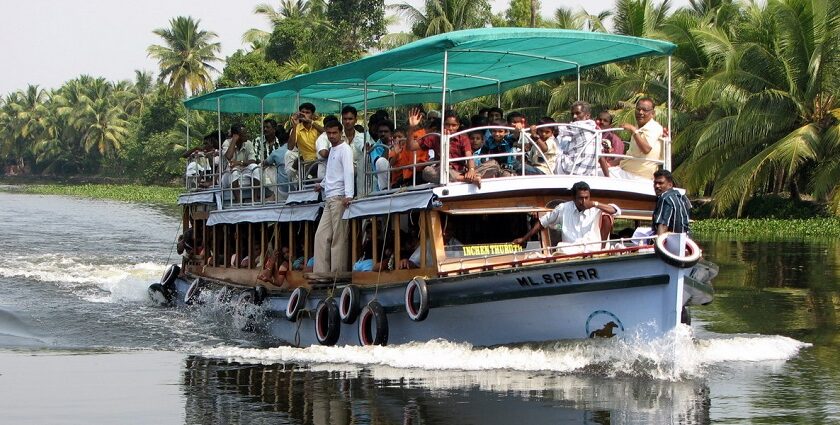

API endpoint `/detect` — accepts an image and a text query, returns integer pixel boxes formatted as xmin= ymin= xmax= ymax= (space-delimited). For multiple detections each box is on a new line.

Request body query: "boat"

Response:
xmin=149 ymin=28 xmax=715 ymax=347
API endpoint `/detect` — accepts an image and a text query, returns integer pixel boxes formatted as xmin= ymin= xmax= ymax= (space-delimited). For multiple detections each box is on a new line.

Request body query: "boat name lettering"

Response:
xmin=461 ymin=243 xmax=523 ymax=256
xmin=516 ymin=268 xmax=599 ymax=287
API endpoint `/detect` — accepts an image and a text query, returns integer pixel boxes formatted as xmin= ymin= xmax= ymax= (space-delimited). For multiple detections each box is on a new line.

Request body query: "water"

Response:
xmin=0 ymin=191 xmax=837 ymax=424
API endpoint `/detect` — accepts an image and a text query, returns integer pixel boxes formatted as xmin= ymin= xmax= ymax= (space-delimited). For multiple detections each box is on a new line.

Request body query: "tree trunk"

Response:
xmin=789 ymin=178 xmax=800 ymax=202
xmin=530 ymin=0 xmax=537 ymax=27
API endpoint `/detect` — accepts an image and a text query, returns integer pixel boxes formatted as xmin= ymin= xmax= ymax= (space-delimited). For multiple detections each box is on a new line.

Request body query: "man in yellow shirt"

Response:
xmin=607 ymin=97 xmax=664 ymax=180
xmin=286 ymin=103 xmax=323 ymax=183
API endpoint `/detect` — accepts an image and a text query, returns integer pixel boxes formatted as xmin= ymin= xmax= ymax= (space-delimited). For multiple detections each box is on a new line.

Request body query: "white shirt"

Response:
xmin=540 ymin=201 xmax=621 ymax=253
xmin=322 ymin=142 xmax=354 ymax=199
xmin=315 ymin=133 xmax=331 ymax=160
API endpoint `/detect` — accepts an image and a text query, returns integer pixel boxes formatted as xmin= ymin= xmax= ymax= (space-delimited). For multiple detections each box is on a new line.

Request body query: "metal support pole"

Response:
xmin=217 ymin=98 xmax=223 ymax=210
xmin=576 ymin=65 xmax=581 ymax=101
xmin=497 ymin=81 xmax=501 ymax=108
xmin=392 ymin=91 xmax=397 ymax=124
xmin=260 ymin=99 xmax=265 ymax=205
xmin=439 ymin=50 xmax=449 ymax=186
xmin=363 ymin=79 xmax=369 ymax=197
xmin=666 ymin=56 xmax=673 ymax=171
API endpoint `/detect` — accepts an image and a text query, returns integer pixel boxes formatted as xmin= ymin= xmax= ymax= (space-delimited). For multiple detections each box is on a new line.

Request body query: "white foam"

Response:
xmin=0 ymin=253 xmax=167 ymax=303
xmin=200 ymin=325 xmax=810 ymax=382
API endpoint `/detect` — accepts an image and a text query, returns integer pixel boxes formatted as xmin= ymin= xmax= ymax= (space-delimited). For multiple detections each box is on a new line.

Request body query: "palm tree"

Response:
xmin=148 ymin=16 xmax=221 ymax=97
xmin=675 ymin=0 xmax=840 ymax=215
xmin=390 ymin=0 xmax=492 ymax=37
xmin=79 ymin=98 xmax=129 ymax=157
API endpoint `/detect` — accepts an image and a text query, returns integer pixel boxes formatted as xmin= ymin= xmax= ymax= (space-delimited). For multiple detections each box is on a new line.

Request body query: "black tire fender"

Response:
xmin=315 ymin=298 xmax=341 ymax=346
xmin=339 ymin=285 xmax=361 ymax=324
xmin=285 ymin=287 xmax=309 ymax=322
xmin=404 ymin=277 xmax=430 ymax=322
xmin=358 ymin=301 xmax=388 ymax=346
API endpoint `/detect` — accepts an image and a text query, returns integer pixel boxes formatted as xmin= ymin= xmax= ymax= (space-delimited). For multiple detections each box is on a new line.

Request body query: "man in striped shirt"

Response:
xmin=652 ymin=169 xmax=691 ymax=234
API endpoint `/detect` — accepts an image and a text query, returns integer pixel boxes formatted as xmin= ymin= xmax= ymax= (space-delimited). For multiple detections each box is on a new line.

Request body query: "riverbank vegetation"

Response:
xmin=2 ymin=0 xmax=839 ymax=216
xmin=6 ymin=183 xmax=181 ymax=205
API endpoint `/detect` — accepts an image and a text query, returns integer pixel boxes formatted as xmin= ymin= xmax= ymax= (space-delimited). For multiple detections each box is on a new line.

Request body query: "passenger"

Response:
xmin=314 ymin=115 xmax=340 ymax=178
xmin=399 ymin=220 xmax=462 ymax=269
xmin=286 ymin=102 xmax=323 ymax=184
xmin=407 ymin=108 xmax=484 ymax=187
xmin=506 ymin=112 xmax=544 ymax=175
xmin=468 ymin=129 xmax=485 ymax=160
xmin=555 ymin=101 xmax=599 ymax=176
xmin=526 ymin=117 xmax=559 ymax=175
xmin=261 ymin=120 xmax=290 ymax=200
xmin=388 ymin=128 xmax=416 ymax=188
xmin=478 ymin=107 xmax=490 ymax=120
xmin=652 ymin=169 xmax=691 ymax=234
xmin=487 ymin=107 xmax=504 ymax=124
xmin=485 ymin=118 xmax=515 ymax=172
xmin=369 ymin=120 xmax=394 ymax=192
xmin=184 ymin=133 xmax=217 ymax=188
xmin=595 ymin=111 xmax=625 ymax=167
xmin=606 ymin=97 xmax=664 ymax=180
xmin=470 ymin=114 xmax=487 ymax=128
xmin=512 ymin=181 xmax=621 ymax=254
xmin=223 ymin=123 xmax=260 ymax=199
xmin=340 ymin=106 xmax=367 ymax=197
xmin=313 ymin=120 xmax=354 ymax=273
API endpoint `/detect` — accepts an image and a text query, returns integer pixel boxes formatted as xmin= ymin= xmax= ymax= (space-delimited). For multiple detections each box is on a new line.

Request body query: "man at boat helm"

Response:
xmin=513 ymin=181 xmax=621 ymax=254
xmin=604 ymin=97 xmax=665 ymax=180
xmin=313 ymin=120 xmax=354 ymax=273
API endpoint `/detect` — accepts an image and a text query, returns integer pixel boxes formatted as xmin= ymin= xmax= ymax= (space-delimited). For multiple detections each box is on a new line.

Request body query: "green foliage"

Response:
xmin=147 ymin=16 xmax=221 ymax=97
xmin=503 ymin=0 xmax=541 ymax=27
xmin=120 ymin=130 xmax=185 ymax=185
xmin=11 ymin=183 xmax=181 ymax=205
xmin=217 ymin=50 xmax=285 ymax=89
xmin=692 ymin=218 xmax=840 ymax=237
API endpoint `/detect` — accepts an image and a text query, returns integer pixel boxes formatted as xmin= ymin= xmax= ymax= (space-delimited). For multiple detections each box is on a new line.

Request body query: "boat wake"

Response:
xmin=0 ymin=253 xmax=166 ymax=303
xmin=199 ymin=325 xmax=809 ymax=381
xmin=0 ymin=308 xmax=48 ymax=347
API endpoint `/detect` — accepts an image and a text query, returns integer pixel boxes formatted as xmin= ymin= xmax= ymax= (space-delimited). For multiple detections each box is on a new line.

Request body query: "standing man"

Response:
xmin=261 ymin=119 xmax=290 ymax=200
xmin=313 ymin=120 xmax=354 ymax=273
xmin=652 ymin=169 xmax=691 ymax=234
xmin=340 ymin=106 xmax=368 ymax=195
xmin=607 ymin=97 xmax=664 ymax=180
xmin=513 ymin=181 xmax=621 ymax=254
xmin=556 ymin=101 xmax=599 ymax=176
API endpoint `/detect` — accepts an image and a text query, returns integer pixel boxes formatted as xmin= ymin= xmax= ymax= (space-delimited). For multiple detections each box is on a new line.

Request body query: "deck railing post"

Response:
xmin=439 ymin=50 xmax=449 ymax=186
xmin=260 ymin=99 xmax=266 ymax=206
xmin=666 ymin=56 xmax=673 ymax=171
xmin=363 ymin=79 xmax=369 ymax=197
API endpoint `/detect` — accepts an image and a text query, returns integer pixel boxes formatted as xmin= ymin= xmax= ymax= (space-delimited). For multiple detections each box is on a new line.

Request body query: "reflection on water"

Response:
xmin=181 ymin=356 xmax=711 ymax=425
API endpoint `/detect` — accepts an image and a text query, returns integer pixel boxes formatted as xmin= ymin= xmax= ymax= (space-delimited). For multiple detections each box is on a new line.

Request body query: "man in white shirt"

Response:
xmin=313 ymin=120 xmax=355 ymax=273
xmin=513 ymin=181 xmax=621 ymax=254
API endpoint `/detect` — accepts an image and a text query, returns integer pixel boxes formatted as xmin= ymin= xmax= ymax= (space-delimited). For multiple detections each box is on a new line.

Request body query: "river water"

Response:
xmin=0 ymin=191 xmax=837 ymax=424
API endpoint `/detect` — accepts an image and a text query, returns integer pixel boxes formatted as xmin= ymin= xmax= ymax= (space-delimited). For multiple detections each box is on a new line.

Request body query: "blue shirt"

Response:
xmin=265 ymin=144 xmax=289 ymax=191
xmin=483 ymin=134 xmax=515 ymax=167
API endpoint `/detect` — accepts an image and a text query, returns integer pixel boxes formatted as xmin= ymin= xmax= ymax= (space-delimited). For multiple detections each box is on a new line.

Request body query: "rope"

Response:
xmin=165 ymin=221 xmax=183 ymax=266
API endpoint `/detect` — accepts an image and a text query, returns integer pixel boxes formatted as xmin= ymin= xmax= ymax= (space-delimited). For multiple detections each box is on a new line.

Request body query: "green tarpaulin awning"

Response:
xmin=185 ymin=28 xmax=676 ymax=114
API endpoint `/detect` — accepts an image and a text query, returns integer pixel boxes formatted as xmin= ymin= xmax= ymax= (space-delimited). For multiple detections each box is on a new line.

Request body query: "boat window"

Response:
xmin=443 ymin=213 xmax=537 ymax=258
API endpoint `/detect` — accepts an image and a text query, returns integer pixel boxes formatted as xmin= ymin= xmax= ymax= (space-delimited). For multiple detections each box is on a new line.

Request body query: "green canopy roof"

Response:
xmin=185 ymin=28 xmax=676 ymax=114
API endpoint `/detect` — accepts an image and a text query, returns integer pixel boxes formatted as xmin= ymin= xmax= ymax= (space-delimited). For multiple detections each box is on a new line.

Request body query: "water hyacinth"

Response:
xmin=9 ymin=184 xmax=181 ymax=205
xmin=692 ymin=218 xmax=840 ymax=237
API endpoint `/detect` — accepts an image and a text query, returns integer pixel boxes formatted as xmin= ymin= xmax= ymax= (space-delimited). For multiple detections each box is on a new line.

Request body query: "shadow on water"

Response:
xmin=180 ymin=356 xmax=711 ymax=425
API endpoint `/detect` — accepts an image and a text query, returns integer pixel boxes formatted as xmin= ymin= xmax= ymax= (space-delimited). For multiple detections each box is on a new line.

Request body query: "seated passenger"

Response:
xmin=606 ymin=97 xmax=664 ymax=180
xmin=222 ymin=123 xmax=261 ymax=197
xmin=262 ymin=122 xmax=290 ymax=200
xmin=512 ymin=181 xmax=621 ymax=254
xmin=399 ymin=221 xmax=462 ymax=269
xmin=388 ymin=128 xmax=417 ymax=188
xmin=407 ymin=108 xmax=483 ymax=187
xmin=555 ymin=102 xmax=599 ymax=176
xmin=314 ymin=115 xmax=341 ymax=179
xmin=595 ymin=111 xmax=625 ymax=167
xmin=369 ymin=120 xmax=394 ymax=192
xmin=526 ymin=117 xmax=559 ymax=175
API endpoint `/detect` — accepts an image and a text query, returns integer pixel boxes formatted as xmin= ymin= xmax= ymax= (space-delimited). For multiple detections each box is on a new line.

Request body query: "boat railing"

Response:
xmin=439 ymin=236 xmax=656 ymax=276
xmin=183 ymin=123 xmax=670 ymax=208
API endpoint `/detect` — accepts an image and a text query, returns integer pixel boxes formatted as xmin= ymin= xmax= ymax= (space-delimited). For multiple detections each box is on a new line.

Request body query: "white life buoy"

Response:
xmin=404 ymin=277 xmax=430 ymax=322
xmin=358 ymin=301 xmax=388 ymax=346
xmin=654 ymin=233 xmax=702 ymax=268
xmin=339 ymin=285 xmax=361 ymax=324
xmin=315 ymin=298 xmax=341 ymax=346
xmin=285 ymin=287 xmax=308 ymax=322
